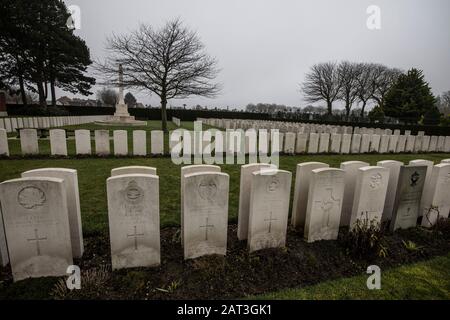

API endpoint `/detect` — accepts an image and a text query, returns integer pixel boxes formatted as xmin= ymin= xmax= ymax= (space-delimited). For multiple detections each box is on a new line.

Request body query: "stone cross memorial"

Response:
xmin=0 ymin=177 xmax=73 ymax=281
xmin=107 ymin=174 xmax=160 ymax=269
xmin=304 ymin=168 xmax=345 ymax=242
xmin=390 ymin=165 xmax=427 ymax=231
xmin=183 ymin=172 xmax=229 ymax=259
xmin=247 ymin=170 xmax=292 ymax=252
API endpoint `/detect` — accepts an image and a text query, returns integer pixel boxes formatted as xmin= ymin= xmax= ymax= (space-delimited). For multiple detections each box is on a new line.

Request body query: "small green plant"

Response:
xmin=402 ymin=240 xmax=424 ymax=252
xmin=341 ymin=212 xmax=386 ymax=259
xmin=156 ymin=279 xmax=182 ymax=294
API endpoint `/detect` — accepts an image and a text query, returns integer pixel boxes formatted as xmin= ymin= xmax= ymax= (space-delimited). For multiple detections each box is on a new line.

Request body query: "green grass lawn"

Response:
xmin=251 ymin=252 xmax=450 ymax=300
xmin=1 ymin=152 xmax=449 ymax=235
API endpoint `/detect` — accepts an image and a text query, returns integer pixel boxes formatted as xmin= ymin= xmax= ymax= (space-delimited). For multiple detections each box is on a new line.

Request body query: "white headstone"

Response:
xmin=95 ymin=130 xmax=110 ymax=156
xmin=390 ymin=165 xmax=427 ymax=231
xmin=409 ymin=159 xmax=434 ymax=216
xmin=396 ymin=135 xmax=407 ymax=153
xmin=181 ymin=165 xmax=221 ymax=245
xmin=111 ymin=166 xmax=157 ymax=177
xmin=295 ymin=133 xmax=307 ymax=153
xmin=284 ymin=132 xmax=295 ymax=154
xmin=0 ymin=177 xmax=73 ymax=281
xmin=318 ymin=133 xmax=330 ymax=153
xmin=49 ymin=129 xmax=67 ymax=156
xmin=133 ymin=130 xmax=147 ymax=156
xmin=340 ymin=161 xmax=370 ymax=226
xmin=428 ymin=136 xmax=438 ymax=152
xmin=151 ymin=130 xmax=164 ymax=155
xmin=308 ymin=133 xmax=319 ymax=154
xmin=360 ymin=134 xmax=370 ymax=153
xmin=0 ymin=128 xmax=9 ymax=156
xmin=379 ymin=135 xmax=389 ymax=153
xmin=341 ymin=134 xmax=351 ymax=154
xmin=75 ymin=130 xmax=91 ymax=155
xmin=183 ymin=172 xmax=229 ymax=259
xmin=351 ymin=134 xmax=361 ymax=154
xmin=388 ymin=135 xmax=398 ymax=153
xmin=22 ymin=168 xmax=84 ymax=258
xmin=420 ymin=164 xmax=450 ymax=228
xmin=370 ymin=134 xmax=381 ymax=153
xmin=113 ymin=130 xmax=128 ymax=156
xmin=377 ymin=160 xmax=403 ymax=221
xmin=248 ymin=170 xmax=292 ymax=252
xmin=20 ymin=129 xmax=39 ymax=155
xmin=349 ymin=166 xmax=389 ymax=229
xmin=237 ymin=163 xmax=272 ymax=240
xmin=405 ymin=135 xmax=415 ymax=152
xmin=107 ymin=174 xmax=160 ymax=269
xmin=291 ymin=162 xmax=329 ymax=230
xmin=330 ymin=134 xmax=341 ymax=153
xmin=304 ymin=168 xmax=345 ymax=242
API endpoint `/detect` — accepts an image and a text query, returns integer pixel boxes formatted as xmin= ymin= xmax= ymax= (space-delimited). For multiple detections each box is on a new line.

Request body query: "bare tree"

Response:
xmin=97 ymin=19 xmax=221 ymax=132
xmin=301 ymin=62 xmax=342 ymax=115
xmin=355 ymin=63 xmax=377 ymax=117
xmin=337 ymin=61 xmax=360 ymax=120
xmin=371 ymin=64 xmax=402 ymax=109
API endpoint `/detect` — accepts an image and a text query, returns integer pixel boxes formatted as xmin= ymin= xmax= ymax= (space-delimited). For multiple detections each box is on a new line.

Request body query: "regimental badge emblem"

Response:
xmin=18 ymin=186 xmax=46 ymax=209
xmin=410 ymin=171 xmax=420 ymax=186
xmin=369 ymin=173 xmax=383 ymax=189
xmin=267 ymin=176 xmax=280 ymax=193
xmin=198 ymin=179 xmax=217 ymax=201
xmin=124 ymin=181 xmax=143 ymax=203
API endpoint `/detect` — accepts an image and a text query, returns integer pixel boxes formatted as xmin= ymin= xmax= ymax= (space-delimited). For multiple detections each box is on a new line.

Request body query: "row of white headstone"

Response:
xmin=0 ymin=115 xmax=111 ymax=133
xmin=172 ymin=117 xmax=181 ymax=127
xmin=1 ymin=128 xmax=450 ymax=157
xmin=1 ymin=160 xmax=450 ymax=282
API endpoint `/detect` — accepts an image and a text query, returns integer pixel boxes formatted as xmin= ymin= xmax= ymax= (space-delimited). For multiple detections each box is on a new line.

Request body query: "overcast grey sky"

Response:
xmin=63 ymin=0 xmax=450 ymax=110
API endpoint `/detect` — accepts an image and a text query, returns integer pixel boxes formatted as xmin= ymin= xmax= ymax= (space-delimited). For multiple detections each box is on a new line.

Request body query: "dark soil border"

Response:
xmin=1 ymin=221 xmax=449 ymax=299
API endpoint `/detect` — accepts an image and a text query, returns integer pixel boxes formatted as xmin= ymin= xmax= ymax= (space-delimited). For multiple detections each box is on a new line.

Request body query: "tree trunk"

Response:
xmin=160 ymin=96 xmax=168 ymax=133
xmin=327 ymin=100 xmax=332 ymax=115
xmin=345 ymin=105 xmax=351 ymax=121
xmin=18 ymin=74 xmax=27 ymax=106
xmin=360 ymin=101 xmax=367 ymax=117
xmin=37 ymin=81 xmax=46 ymax=107
xmin=50 ymin=78 xmax=56 ymax=107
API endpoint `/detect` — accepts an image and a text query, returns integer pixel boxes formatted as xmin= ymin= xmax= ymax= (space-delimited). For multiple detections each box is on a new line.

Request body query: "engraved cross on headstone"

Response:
xmin=199 ymin=217 xmax=214 ymax=241
xmin=27 ymin=228 xmax=47 ymax=256
xmin=315 ymin=188 xmax=341 ymax=228
xmin=127 ymin=226 xmax=144 ymax=251
xmin=264 ymin=212 xmax=278 ymax=233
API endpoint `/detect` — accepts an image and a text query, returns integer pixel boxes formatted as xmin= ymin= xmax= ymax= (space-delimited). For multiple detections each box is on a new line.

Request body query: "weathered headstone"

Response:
xmin=341 ymin=134 xmax=351 ymax=154
xmin=183 ymin=172 xmax=229 ymax=259
xmin=133 ymin=130 xmax=147 ymax=156
xmin=107 ymin=174 xmax=160 ymax=269
xmin=388 ymin=135 xmax=398 ymax=153
xmin=151 ymin=130 xmax=164 ymax=155
xmin=20 ymin=129 xmax=39 ymax=155
xmin=237 ymin=163 xmax=272 ymax=240
xmin=360 ymin=134 xmax=370 ymax=153
xmin=95 ymin=130 xmax=110 ymax=156
xmin=0 ymin=205 xmax=8 ymax=266
xmin=350 ymin=134 xmax=361 ymax=154
xmin=291 ymin=162 xmax=329 ymax=230
xmin=396 ymin=135 xmax=407 ymax=153
xmin=295 ymin=133 xmax=307 ymax=154
xmin=421 ymin=136 xmax=430 ymax=152
xmin=0 ymin=177 xmax=73 ymax=281
xmin=75 ymin=130 xmax=91 ymax=155
xmin=428 ymin=136 xmax=438 ymax=152
xmin=330 ymin=134 xmax=341 ymax=153
xmin=349 ymin=166 xmax=389 ymax=229
xmin=0 ymin=128 xmax=9 ymax=156
xmin=370 ymin=134 xmax=380 ymax=153
xmin=181 ymin=165 xmax=221 ymax=245
xmin=284 ymin=132 xmax=295 ymax=154
xmin=22 ymin=168 xmax=84 ymax=258
xmin=377 ymin=160 xmax=403 ymax=221
xmin=248 ymin=170 xmax=292 ymax=252
xmin=379 ymin=135 xmax=389 ymax=153
xmin=340 ymin=161 xmax=370 ymax=226
xmin=318 ymin=133 xmax=330 ymax=153
xmin=405 ymin=135 xmax=415 ymax=152
xmin=308 ymin=133 xmax=319 ymax=154
xmin=304 ymin=168 xmax=345 ymax=242
xmin=111 ymin=166 xmax=157 ymax=177
xmin=49 ymin=129 xmax=67 ymax=156
xmin=420 ymin=164 xmax=450 ymax=227
xmin=409 ymin=159 xmax=433 ymax=216
xmin=113 ymin=130 xmax=128 ymax=156
xmin=390 ymin=165 xmax=427 ymax=231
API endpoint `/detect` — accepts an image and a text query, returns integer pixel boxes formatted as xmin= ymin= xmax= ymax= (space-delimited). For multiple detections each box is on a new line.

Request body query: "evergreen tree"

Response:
xmin=384 ymin=68 xmax=437 ymax=123
xmin=124 ymin=92 xmax=137 ymax=107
